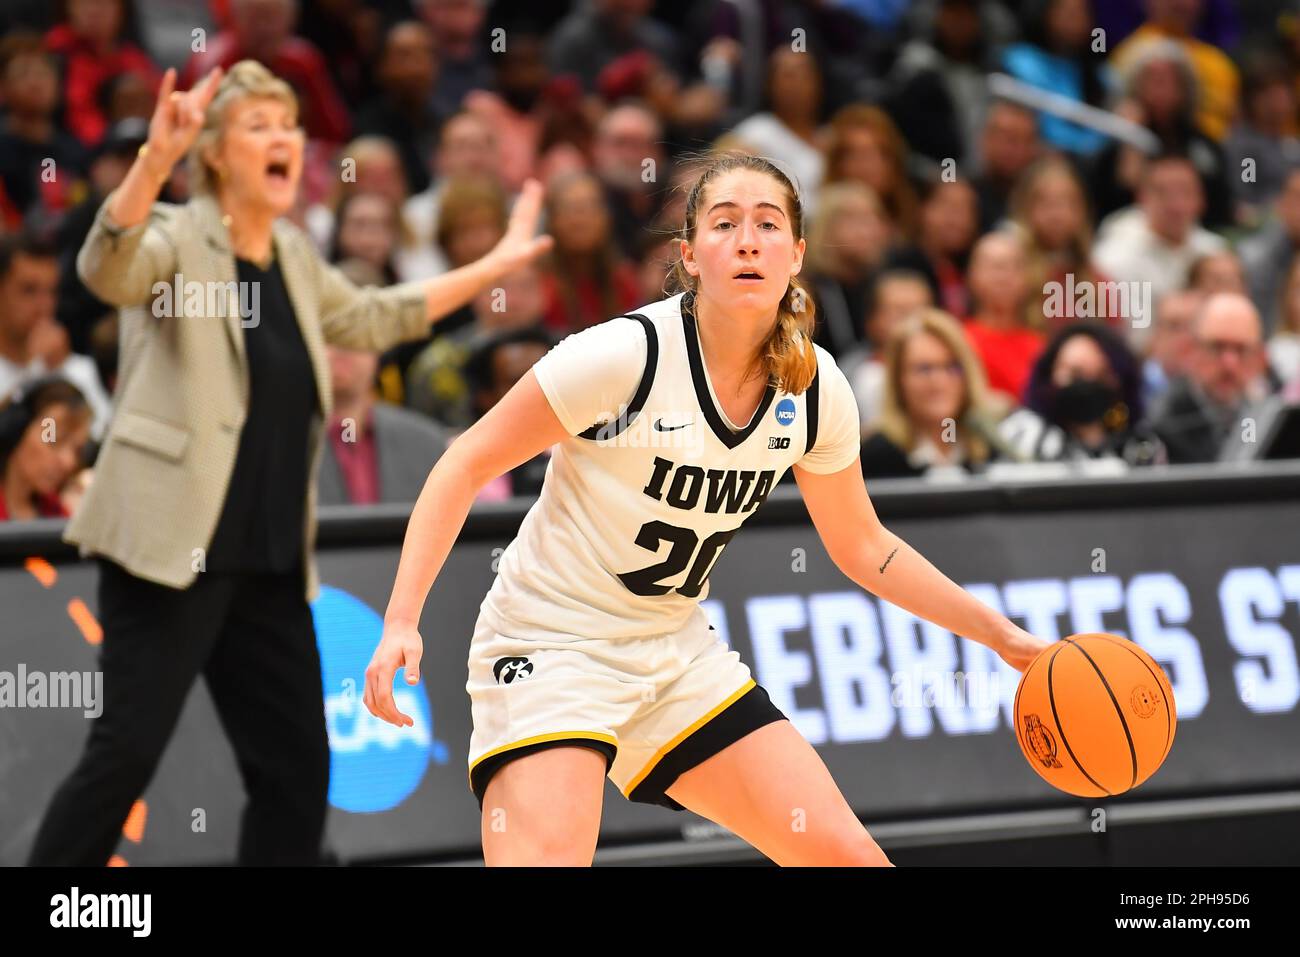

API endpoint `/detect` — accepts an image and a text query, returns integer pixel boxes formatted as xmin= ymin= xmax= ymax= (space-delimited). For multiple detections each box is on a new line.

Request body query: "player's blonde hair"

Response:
xmin=667 ymin=152 xmax=819 ymax=395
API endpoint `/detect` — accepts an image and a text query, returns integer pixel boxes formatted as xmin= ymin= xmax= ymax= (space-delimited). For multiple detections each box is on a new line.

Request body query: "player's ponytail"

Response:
xmin=763 ymin=275 xmax=818 ymax=395
xmin=667 ymin=151 xmax=820 ymax=395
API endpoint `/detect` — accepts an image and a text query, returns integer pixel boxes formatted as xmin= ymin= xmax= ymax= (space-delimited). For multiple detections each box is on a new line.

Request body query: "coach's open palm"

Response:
xmin=484 ymin=178 xmax=555 ymax=274
xmin=364 ymin=622 xmax=424 ymax=727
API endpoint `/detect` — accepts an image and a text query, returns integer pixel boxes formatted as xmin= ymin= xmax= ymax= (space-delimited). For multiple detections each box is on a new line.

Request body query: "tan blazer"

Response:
xmin=65 ymin=189 xmax=432 ymax=600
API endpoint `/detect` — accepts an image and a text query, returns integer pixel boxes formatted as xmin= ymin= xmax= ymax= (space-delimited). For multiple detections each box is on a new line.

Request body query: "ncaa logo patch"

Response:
xmin=774 ymin=398 xmax=797 ymax=426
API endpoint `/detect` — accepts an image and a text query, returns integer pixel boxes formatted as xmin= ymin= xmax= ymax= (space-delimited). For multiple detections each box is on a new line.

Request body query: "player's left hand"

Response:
xmin=485 ymin=178 xmax=554 ymax=275
xmin=364 ymin=621 xmax=424 ymax=727
xmin=997 ymin=625 xmax=1052 ymax=673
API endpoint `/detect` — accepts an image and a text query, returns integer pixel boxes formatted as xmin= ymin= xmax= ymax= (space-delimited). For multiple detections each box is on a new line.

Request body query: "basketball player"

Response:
xmin=365 ymin=153 xmax=1050 ymax=866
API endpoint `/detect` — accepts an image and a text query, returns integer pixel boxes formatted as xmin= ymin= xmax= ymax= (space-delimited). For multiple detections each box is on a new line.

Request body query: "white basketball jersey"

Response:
xmin=480 ymin=290 xmax=861 ymax=641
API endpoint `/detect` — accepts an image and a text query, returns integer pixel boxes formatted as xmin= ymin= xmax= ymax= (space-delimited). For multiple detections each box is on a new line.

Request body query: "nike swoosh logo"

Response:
xmin=654 ymin=418 xmax=692 ymax=432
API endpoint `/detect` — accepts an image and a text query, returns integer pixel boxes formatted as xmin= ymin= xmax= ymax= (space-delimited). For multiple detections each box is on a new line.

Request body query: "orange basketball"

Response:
xmin=1013 ymin=633 xmax=1177 ymax=797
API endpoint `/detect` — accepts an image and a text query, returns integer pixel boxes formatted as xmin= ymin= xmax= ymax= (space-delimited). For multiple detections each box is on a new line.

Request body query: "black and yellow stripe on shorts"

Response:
xmin=622 ymin=678 xmax=786 ymax=811
xmin=469 ymin=731 xmax=619 ymax=808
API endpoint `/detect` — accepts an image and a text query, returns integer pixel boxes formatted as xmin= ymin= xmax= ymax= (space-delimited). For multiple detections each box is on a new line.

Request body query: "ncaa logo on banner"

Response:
xmin=311 ymin=586 xmax=448 ymax=813
xmin=775 ymin=398 xmax=797 ymax=426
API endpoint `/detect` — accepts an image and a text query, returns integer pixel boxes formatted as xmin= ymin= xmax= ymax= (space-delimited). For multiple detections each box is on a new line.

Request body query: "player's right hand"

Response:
xmin=364 ymin=621 xmax=424 ymax=727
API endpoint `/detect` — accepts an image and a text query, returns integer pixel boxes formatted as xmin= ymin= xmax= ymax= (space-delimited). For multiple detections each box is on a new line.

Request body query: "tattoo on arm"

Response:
xmin=878 ymin=546 xmax=898 ymax=574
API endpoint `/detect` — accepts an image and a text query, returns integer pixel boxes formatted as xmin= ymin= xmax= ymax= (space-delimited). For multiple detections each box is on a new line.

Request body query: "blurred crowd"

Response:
xmin=3 ymin=0 xmax=1300 ymax=521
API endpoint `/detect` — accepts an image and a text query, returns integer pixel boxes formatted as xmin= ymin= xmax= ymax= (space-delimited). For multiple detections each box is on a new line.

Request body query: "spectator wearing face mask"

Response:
xmin=999 ymin=322 xmax=1167 ymax=466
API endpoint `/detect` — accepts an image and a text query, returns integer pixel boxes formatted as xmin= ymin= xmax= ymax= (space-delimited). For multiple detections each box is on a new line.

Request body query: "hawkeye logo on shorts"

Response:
xmin=493 ymin=656 xmax=534 ymax=684
xmin=775 ymin=398 xmax=796 ymax=426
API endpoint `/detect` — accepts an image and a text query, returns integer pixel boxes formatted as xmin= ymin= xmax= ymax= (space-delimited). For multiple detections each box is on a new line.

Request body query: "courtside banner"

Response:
xmin=2 ymin=465 xmax=1298 ymax=864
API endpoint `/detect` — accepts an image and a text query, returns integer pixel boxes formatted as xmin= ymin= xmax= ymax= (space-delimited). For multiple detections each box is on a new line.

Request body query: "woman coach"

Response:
xmin=27 ymin=61 xmax=552 ymax=866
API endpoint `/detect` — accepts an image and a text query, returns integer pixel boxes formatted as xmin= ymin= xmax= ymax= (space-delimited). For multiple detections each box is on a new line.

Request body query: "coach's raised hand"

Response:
xmin=109 ymin=66 xmax=224 ymax=229
xmin=147 ymin=67 xmax=224 ymax=174
xmin=486 ymin=178 xmax=555 ymax=274
xmin=417 ymin=177 xmax=554 ymax=328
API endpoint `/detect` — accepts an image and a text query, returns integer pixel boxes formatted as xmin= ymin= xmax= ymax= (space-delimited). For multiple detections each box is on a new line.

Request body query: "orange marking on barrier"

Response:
xmin=68 ymin=599 xmax=102 ymax=646
xmin=122 ymin=800 xmax=147 ymax=843
xmin=108 ymin=855 xmax=128 ymax=867
xmin=24 ymin=557 xmax=56 ymax=587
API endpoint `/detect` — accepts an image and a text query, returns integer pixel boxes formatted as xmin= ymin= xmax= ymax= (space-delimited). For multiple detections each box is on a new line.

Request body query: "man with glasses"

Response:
xmin=1150 ymin=292 xmax=1280 ymax=463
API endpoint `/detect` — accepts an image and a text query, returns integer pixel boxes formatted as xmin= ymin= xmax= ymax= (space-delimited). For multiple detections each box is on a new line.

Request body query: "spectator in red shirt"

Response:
xmin=539 ymin=171 xmax=642 ymax=335
xmin=181 ymin=0 xmax=350 ymax=144
xmin=44 ymin=0 xmax=160 ymax=149
xmin=964 ymin=231 xmax=1045 ymax=405
xmin=0 ymin=376 xmax=91 ymax=521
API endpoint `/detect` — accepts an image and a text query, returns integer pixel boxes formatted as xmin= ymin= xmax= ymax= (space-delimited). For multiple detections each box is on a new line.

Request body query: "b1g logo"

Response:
xmin=768 ymin=436 xmax=790 ymax=449
xmin=775 ymin=398 xmax=797 ymax=426
xmin=493 ymin=656 xmax=534 ymax=684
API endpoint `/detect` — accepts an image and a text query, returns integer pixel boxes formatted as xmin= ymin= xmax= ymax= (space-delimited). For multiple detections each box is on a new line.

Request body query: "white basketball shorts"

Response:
xmin=465 ymin=607 xmax=787 ymax=811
